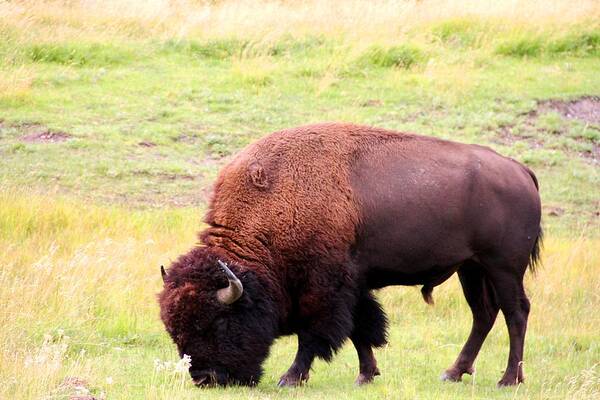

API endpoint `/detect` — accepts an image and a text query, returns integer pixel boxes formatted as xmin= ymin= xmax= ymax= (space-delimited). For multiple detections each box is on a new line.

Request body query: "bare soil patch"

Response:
xmin=535 ymin=96 xmax=600 ymax=125
xmin=131 ymin=170 xmax=196 ymax=181
xmin=544 ymin=205 xmax=566 ymax=217
xmin=360 ymin=99 xmax=383 ymax=107
xmin=18 ymin=123 xmax=72 ymax=143
xmin=138 ymin=140 xmax=157 ymax=147
xmin=174 ymin=133 xmax=201 ymax=144
xmin=492 ymin=96 xmax=600 ymax=162
xmin=21 ymin=131 xmax=71 ymax=143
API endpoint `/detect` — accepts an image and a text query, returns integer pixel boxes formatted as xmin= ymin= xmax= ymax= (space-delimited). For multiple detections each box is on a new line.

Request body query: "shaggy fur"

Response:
xmin=158 ymin=122 xmax=542 ymax=388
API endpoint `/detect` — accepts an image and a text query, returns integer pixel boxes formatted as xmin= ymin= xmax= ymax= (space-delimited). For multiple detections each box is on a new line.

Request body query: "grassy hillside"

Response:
xmin=0 ymin=1 xmax=599 ymax=399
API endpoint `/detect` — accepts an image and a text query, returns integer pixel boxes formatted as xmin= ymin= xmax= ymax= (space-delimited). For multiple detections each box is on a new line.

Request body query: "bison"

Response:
xmin=159 ymin=122 xmax=542 ymax=388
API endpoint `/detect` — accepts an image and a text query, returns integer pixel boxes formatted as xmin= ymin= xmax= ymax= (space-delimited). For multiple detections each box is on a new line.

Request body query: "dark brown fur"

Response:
xmin=159 ymin=122 xmax=542 ymax=388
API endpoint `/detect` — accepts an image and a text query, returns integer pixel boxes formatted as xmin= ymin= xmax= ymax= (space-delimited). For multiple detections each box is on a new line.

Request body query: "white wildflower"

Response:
xmin=154 ymin=358 xmax=165 ymax=372
xmin=154 ymin=355 xmax=192 ymax=375
xmin=24 ymin=330 xmax=68 ymax=372
xmin=74 ymin=385 xmax=89 ymax=396
xmin=174 ymin=354 xmax=192 ymax=374
xmin=106 ymin=376 xmax=113 ymax=385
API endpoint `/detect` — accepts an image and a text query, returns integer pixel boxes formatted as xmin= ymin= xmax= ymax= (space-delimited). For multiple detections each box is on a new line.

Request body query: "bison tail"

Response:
xmin=524 ymin=165 xmax=543 ymax=274
xmin=421 ymin=285 xmax=434 ymax=305
xmin=528 ymin=225 xmax=543 ymax=274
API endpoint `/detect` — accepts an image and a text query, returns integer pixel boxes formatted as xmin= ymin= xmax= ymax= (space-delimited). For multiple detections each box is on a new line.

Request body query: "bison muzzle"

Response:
xmin=158 ymin=123 xmax=542 ymax=388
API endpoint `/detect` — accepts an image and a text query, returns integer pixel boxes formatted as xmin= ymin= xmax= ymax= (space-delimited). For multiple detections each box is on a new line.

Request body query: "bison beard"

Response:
xmin=158 ymin=123 xmax=542 ymax=388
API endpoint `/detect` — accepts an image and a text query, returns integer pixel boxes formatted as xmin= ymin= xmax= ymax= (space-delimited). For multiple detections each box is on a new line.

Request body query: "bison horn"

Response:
xmin=216 ymin=260 xmax=243 ymax=305
xmin=161 ymin=265 xmax=167 ymax=282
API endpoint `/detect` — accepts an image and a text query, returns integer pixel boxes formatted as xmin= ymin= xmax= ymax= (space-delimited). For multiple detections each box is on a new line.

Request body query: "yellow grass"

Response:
xmin=0 ymin=66 xmax=35 ymax=100
xmin=0 ymin=190 xmax=598 ymax=398
xmin=0 ymin=1 xmax=599 ymax=398
xmin=1 ymin=0 xmax=599 ymax=43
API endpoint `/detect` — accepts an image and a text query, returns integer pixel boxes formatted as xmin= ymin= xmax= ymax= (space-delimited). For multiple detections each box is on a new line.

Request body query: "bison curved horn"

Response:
xmin=161 ymin=265 xmax=167 ymax=282
xmin=216 ymin=260 xmax=243 ymax=305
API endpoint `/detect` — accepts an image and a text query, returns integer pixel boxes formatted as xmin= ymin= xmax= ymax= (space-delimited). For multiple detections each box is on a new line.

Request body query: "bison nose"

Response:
xmin=190 ymin=369 xmax=217 ymax=387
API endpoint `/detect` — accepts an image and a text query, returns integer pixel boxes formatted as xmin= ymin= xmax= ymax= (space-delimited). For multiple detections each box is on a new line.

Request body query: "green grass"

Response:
xmin=495 ymin=30 xmax=600 ymax=58
xmin=0 ymin=192 xmax=598 ymax=400
xmin=1 ymin=32 xmax=598 ymax=231
xmin=357 ymin=44 xmax=426 ymax=69
xmin=26 ymin=42 xmax=135 ymax=66
xmin=1 ymin=1 xmax=600 ymax=398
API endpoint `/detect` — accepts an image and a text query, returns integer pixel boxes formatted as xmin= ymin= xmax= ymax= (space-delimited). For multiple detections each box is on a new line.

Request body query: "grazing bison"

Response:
xmin=159 ymin=123 xmax=542 ymax=388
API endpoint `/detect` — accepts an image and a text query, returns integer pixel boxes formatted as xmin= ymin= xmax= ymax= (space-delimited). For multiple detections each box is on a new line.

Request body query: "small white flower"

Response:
xmin=154 ymin=358 xmax=163 ymax=372
xmin=106 ymin=376 xmax=113 ymax=385
xmin=74 ymin=385 xmax=89 ymax=395
xmin=174 ymin=354 xmax=192 ymax=374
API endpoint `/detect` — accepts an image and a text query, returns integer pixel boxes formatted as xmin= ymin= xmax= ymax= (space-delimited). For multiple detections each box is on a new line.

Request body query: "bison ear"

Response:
xmin=248 ymin=162 xmax=268 ymax=189
xmin=161 ymin=265 xmax=167 ymax=282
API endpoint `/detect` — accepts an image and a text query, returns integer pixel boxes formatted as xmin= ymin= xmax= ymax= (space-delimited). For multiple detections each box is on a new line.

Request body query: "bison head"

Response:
xmin=158 ymin=247 xmax=278 ymax=387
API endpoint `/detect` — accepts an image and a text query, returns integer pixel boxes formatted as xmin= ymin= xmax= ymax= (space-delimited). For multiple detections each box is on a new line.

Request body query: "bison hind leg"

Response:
xmin=442 ymin=261 xmax=499 ymax=383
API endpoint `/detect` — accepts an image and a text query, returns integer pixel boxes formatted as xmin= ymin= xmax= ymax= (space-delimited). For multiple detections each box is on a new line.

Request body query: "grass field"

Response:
xmin=1 ymin=1 xmax=599 ymax=399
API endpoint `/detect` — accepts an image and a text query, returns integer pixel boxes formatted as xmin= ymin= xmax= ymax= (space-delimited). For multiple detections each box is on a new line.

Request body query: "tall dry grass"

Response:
xmin=1 ymin=190 xmax=599 ymax=398
xmin=1 ymin=0 xmax=599 ymax=43
xmin=0 ymin=190 xmax=200 ymax=397
xmin=0 ymin=1 xmax=599 ymax=398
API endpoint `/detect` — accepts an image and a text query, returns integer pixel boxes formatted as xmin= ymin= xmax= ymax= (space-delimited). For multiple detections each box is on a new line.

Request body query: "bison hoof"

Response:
xmin=497 ymin=376 xmax=523 ymax=387
xmin=355 ymin=368 xmax=380 ymax=386
xmin=440 ymin=371 xmax=462 ymax=382
xmin=277 ymin=372 xmax=309 ymax=387
xmin=441 ymin=367 xmax=473 ymax=383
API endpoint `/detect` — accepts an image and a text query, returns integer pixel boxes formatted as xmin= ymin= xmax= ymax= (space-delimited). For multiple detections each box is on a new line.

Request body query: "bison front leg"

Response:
xmin=278 ymin=333 xmax=317 ymax=387
xmin=351 ymin=291 xmax=388 ymax=385
xmin=351 ymin=339 xmax=380 ymax=385
xmin=279 ymin=279 xmax=356 ymax=387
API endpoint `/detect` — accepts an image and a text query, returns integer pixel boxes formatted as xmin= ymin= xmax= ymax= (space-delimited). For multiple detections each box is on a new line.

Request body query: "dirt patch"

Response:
xmin=492 ymin=96 xmax=600 ymax=163
xmin=360 ymin=99 xmax=384 ymax=107
xmin=132 ymin=170 xmax=196 ymax=181
xmin=60 ymin=376 xmax=89 ymax=389
xmin=21 ymin=131 xmax=71 ymax=143
xmin=492 ymin=124 xmax=545 ymax=149
xmin=56 ymin=376 xmax=97 ymax=400
xmin=18 ymin=122 xmax=72 ymax=143
xmin=535 ymin=96 xmax=600 ymax=125
xmin=544 ymin=205 xmax=566 ymax=217
xmin=174 ymin=133 xmax=201 ymax=144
